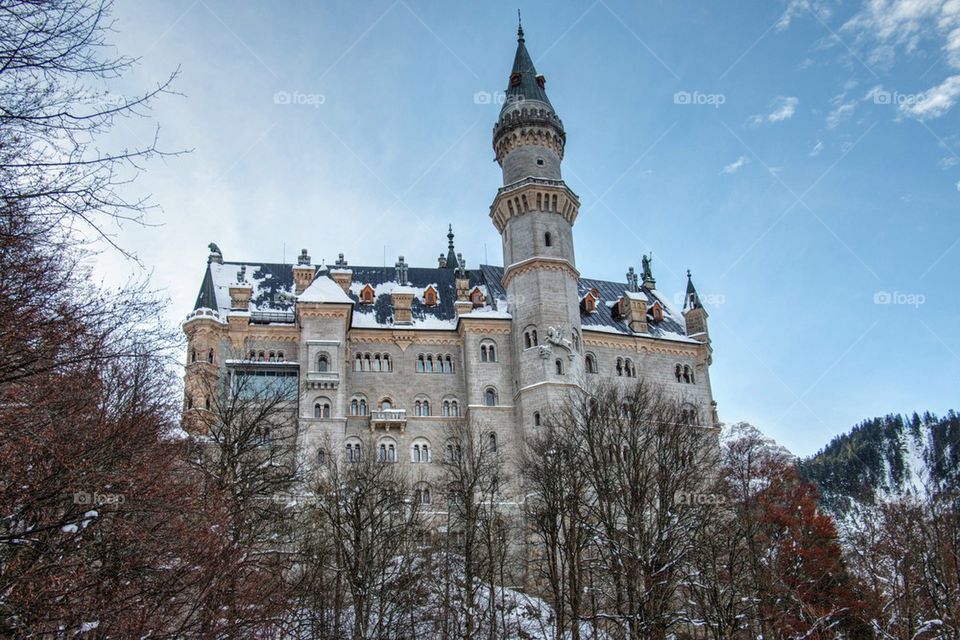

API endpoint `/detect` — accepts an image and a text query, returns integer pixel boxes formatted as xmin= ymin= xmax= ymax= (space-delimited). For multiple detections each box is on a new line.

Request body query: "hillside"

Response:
xmin=800 ymin=410 xmax=960 ymax=514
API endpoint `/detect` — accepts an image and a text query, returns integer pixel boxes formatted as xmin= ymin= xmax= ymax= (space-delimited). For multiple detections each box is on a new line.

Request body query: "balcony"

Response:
xmin=370 ymin=409 xmax=407 ymax=434
xmin=305 ymin=370 xmax=339 ymax=390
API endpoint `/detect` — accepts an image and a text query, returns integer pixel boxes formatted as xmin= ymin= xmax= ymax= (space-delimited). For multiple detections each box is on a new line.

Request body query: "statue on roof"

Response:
xmin=641 ymin=254 xmax=652 ymax=280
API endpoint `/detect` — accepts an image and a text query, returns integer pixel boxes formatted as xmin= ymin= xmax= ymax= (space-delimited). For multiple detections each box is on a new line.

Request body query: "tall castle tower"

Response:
xmin=489 ymin=24 xmax=584 ymax=426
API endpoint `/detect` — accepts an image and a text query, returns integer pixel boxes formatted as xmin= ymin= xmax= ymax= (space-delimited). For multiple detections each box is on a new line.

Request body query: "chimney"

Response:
xmin=329 ymin=253 xmax=353 ymax=294
xmin=292 ymin=248 xmax=314 ymax=294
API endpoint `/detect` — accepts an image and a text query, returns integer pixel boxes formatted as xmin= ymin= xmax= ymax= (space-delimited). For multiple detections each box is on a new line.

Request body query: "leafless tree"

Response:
xmin=307 ymin=436 xmax=425 ymax=640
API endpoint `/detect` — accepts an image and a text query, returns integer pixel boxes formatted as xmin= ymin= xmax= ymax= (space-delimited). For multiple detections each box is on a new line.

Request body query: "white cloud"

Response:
xmin=769 ymin=95 xmax=800 ymax=121
xmin=777 ymin=0 xmax=833 ymax=32
xmin=748 ymin=96 xmax=799 ymax=126
xmin=810 ymin=139 xmax=825 ymax=156
xmin=721 ymin=155 xmax=749 ymax=175
xmin=827 ymin=100 xmax=856 ymax=128
xmin=842 ymin=0 xmax=960 ymax=71
xmin=899 ymin=74 xmax=960 ymax=119
xmin=956 ymin=179 xmax=960 ymax=191
xmin=940 ymin=155 xmax=959 ymax=168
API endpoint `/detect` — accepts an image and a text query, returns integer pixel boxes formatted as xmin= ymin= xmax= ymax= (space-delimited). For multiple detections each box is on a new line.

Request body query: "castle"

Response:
xmin=182 ymin=25 xmax=717 ymax=493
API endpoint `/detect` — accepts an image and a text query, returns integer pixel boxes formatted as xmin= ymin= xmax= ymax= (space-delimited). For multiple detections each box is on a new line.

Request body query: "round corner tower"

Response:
xmin=490 ymin=23 xmax=584 ymax=429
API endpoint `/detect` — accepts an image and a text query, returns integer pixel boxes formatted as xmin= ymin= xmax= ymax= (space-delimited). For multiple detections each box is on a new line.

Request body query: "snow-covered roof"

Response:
xmin=193 ymin=260 xmax=696 ymax=340
xmin=299 ymin=274 xmax=354 ymax=304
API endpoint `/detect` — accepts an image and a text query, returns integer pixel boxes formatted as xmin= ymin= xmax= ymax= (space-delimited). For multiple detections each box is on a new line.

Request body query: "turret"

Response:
xmin=683 ymin=270 xmax=710 ymax=342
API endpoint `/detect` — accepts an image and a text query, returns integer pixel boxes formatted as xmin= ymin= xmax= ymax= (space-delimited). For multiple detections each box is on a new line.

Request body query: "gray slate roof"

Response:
xmin=193 ymin=261 xmax=693 ymax=342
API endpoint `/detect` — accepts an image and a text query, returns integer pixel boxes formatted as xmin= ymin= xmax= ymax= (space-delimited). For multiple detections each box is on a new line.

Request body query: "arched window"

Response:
xmin=411 ymin=440 xmax=430 ymax=463
xmin=616 ymin=358 xmax=624 ymax=376
xmin=442 ymin=400 xmax=450 ymax=416
xmin=481 ymin=340 xmax=497 ymax=362
xmin=422 ymin=399 xmax=430 ymax=416
xmin=373 ymin=354 xmax=382 ymax=372
xmin=524 ymin=332 xmax=532 ymax=349
xmin=533 ymin=411 xmax=541 ymax=426
xmin=675 ymin=364 xmax=683 ymax=382
xmin=625 ymin=359 xmax=635 ymax=378
xmin=317 ymin=448 xmax=326 ymax=465
xmin=355 ymin=354 xmax=362 ymax=371
xmin=277 ymin=351 xmax=284 ymax=362
xmin=424 ymin=286 xmax=437 ymax=307
xmin=363 ymin=354 xmax=371 ymax=371
xmin=190 ymin=349 xmax=197 ymax=363
xmin=381 ymin=398 xmax=392 ymax=411
xmin=360 ymin=398 xmax=367 ymax=415
xmin=417 ymin=354 xmax=425 ymax=372
xmin=484 ymin=388 xmax=497 ymax=407
xmin=388 ymin=444 xmax=396 ymax=463
xmin=204 ymin=397 xmax=211 ymax=411
xmin=544 ymin=231 xmax=552 ymax=247
xmin=571 ymin=331 xmax=580 ymax=352
xmin=446 ymin=443 xmax=463 ymax=462
xmin=416 ymin=484 xmax=432 ymax=505
xmin=346 ymin=442 xmax=362 ymax=462
xmin=555 ymin=359 xmax=564 ymax=375
xmin=207 ymin=348 xmax=214 ymax=363
xmin=383 ymin=354 xmax=391 ymax=372
xmin=258 ymin=351 xmax=265 ymax=362
xmin=443 ymin=356 xmax=452 ymax=373
xmin=268 ymin=351 xmax=276 ymax=362
xmin=314 ymin=400 xmax=331 ymax=419
xmin=683 ymin=365 xmax=693 ymax=384
xmin=426 ymin=355 xmax=434 ymax=373
xmin=488 ymin=433 xmax=497 ymax=453
xmin=586 ymin=354 xmax=597 ymax=374
xmin=451 ymin=400 xmax=459 ymax=417
xmin=524 ymin=326 xmax=538 ymax=349
xmin=318 ymin=354 xmax=329 ymax=372
xmin=351 ymin=398 xmax=359 ymax=415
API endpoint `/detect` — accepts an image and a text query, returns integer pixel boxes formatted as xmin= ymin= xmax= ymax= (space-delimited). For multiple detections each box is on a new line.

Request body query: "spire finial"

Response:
xmin=687 ymin=269 xmax=692 ymax=279
xmin=517 ymin=9 xmax=524 ymax=41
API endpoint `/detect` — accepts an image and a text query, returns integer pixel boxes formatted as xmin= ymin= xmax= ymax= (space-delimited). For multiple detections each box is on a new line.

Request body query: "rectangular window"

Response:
xmin=232 ymin=369 xmax=298 ymax=400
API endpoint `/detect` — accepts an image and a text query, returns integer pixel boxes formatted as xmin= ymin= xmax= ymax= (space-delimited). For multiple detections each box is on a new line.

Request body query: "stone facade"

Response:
xmin=181 ymin=27 xmax=718 ymax=498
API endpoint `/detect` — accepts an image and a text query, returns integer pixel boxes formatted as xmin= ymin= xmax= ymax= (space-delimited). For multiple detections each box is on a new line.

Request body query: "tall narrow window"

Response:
xmin=484 ymin=388 xmax=497 ymax=407
xmin=318 ymin=354 xmax=329 ymax=372
xmin=533 ymin=411 xmax=541 ymax=426
xmin=207 ymin=349 xmax=214 ymax=363
xmin=488 ymin=433 xmax=497 ymax=453
xmin=481 ymin=345 xmax=488 ymax=362
xmin=586 ymin=354 xmax=597 ymax=374
xmin=544 ymin=232 xmax=552 ymax=247
xmin=417 ymin=355 xmax=425 ymax=372
xmin=555 ymin=359 xmax=564 ymax=375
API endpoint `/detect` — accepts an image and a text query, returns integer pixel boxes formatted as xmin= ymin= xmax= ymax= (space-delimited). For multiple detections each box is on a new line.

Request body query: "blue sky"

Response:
xmin=97 ymin=0 xmax=960 ymax=456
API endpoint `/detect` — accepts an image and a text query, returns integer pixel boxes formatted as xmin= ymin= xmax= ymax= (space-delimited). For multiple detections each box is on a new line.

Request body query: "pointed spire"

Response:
xmin=517 ymin=8 xmax=524 ymax=41
xmin=684 ymin=269 xmax=704 ymax=311
xmin=444 ymin=224 xmax=460 ymax=270
xmin=504 ymin=21 xmax=551 ymax=108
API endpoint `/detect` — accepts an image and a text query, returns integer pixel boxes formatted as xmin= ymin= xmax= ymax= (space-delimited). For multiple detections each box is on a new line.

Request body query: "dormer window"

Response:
xmin=470 ymin=287 xmax=484 ymax=308
xmin=510 ymin=72 xmax=521 ymax=87
xmin=360 ymin=284 xmax=375 ymax=305
xmin=423 ymin=286 xmax=437 ymax=307
xmin=535 ymin=74 xmax=545 ymax=89
xmin=581 ymin=289 xmax=599 ymax=314
xmin=651 ymin=302 xmax=664 ymax=323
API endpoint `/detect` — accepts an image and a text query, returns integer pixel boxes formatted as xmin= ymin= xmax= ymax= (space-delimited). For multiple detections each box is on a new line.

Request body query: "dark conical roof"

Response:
xmin=684 ymin=270 xmax=704 ymax=311
xmin=444 ymin=224 xmax=460 ymax=270
xmin=503 ymin=26 xmax=552 ymax=109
